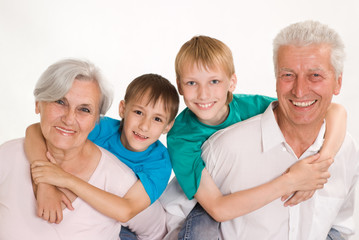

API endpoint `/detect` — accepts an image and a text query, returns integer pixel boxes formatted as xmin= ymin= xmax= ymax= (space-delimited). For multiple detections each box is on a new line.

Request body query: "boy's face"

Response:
xmin=177 ymin=64 xmax=237 ymax=125
xmin=119 ymin=93 xmax=174 ymax=152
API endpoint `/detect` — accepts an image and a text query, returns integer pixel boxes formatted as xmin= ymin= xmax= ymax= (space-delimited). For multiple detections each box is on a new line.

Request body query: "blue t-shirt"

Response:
xmin=88 ymin=116 xmax=172 ymax=204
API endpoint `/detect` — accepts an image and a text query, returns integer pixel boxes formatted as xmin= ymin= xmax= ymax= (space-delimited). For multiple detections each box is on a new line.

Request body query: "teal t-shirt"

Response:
xmin=88 ymin=116 xmax=172 ymax=204
xmin=167 ymin=94 xmax=276 ymax=199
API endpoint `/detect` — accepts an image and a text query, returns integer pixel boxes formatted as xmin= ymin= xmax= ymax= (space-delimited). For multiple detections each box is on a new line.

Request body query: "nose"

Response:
xmin=139 ymin=117 xmax=150 ymax=132
xmin=292 ymin=75 xmax=309 ymax=98
xmin=197 ymin=85 xmax=209 ymax=100
xmin=62 ymin=109 xmax=76 ymax=125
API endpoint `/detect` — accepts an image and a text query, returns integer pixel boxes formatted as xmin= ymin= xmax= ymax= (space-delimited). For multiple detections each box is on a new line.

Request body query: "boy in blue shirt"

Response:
xmin=161 ymin=35 xmax=346 ymax=239
xmin=25 ymin=73 xmax=179 ymax=239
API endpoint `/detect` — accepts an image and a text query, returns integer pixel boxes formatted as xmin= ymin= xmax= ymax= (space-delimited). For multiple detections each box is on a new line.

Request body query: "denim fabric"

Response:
xmin=178 ymin=202 xmax=220 ymax=240
xmin=119 ymin=226 xmax=137 ymax=240
xmin=326 ymin=228 xmax=344 ymax=240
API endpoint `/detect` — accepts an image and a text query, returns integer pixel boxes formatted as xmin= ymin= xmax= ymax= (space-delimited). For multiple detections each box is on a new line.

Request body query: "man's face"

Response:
xmin=275 ymin=44 xmax=342 ymax=128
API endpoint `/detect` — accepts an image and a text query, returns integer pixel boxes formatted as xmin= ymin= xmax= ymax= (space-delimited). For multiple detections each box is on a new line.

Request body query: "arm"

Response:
xmin=320 ymin=103 xmax=347 ymax=159
xmin=24 ymin=123 xmax=73 ymax=224
xmin=194 ymin=154 xmax=331 ymax=222
xmin=31 ymin=160 xmax=151 ymax=222
xmin=282 ymin=103 xmax=347 ymax=206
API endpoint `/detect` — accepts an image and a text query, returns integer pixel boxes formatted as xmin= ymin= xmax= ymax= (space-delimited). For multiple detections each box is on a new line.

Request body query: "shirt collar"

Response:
xmin=261 ymin=101 xmax=326 ymax=157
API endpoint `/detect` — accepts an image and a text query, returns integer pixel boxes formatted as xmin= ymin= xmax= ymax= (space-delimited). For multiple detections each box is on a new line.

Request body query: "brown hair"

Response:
xmin=124 ymin=73 xmax=179 ymax=123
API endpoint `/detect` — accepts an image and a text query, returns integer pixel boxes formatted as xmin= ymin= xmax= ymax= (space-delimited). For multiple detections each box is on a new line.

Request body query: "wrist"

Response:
xmin=280 ymin=172 xmax=295 ymax=195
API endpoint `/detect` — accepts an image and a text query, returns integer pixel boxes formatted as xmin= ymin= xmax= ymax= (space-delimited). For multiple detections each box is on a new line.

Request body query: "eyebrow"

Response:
xmin=279 ymin=68 xmax=294 ymax=72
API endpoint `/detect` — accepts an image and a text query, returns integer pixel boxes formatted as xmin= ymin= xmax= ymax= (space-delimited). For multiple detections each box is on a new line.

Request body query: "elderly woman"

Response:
xmin=0 ymin=59 xmax=165 ymax=240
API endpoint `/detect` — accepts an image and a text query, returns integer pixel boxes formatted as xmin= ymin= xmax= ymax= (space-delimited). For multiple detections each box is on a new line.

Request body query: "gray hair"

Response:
xmin=34 ymin=59 xmax=113 ymax=116
xmin=273 ymin=20 xmax=345 ymax=78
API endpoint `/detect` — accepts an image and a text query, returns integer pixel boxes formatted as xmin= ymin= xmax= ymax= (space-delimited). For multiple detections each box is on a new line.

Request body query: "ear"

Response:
xmin=119 ymin=100 xmax=126 ymax=118
xmin=333 ymin=73 xmax=343 ymax=95
xmin=162 ymin=120 xmax=175 ymax=134
xmin=176 ymin=78 xmax=183 ymax=95
xmin=228 ymin=73 xmax=237 ymax=92
xmin=35 ymin=101 xmax=40 ymax=114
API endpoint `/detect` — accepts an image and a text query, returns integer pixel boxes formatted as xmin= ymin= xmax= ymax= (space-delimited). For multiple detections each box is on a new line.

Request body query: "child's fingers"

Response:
xmin=302 ymin=153 xmax=320 ymax=164
xmin=46 ymin=151 xmax=58 ymax=165
xmin=284 ymin=190 xmax=315 ymax=207
xmin=62 ymin=195 xmax=74 ymax=211
xmin=313 ymin=158 xmax=333 ymax=171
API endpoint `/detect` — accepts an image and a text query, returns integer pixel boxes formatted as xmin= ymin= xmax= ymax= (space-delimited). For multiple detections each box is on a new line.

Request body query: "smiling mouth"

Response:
xmin=55 ymin=126 xmax=75 ymax=134
xmin=291 ymin=100 xmax=317 ymax=107
xmin=197 ymin=102 xmax=214 ymax=109
xmin=133 ymin=131 xmax=148 ymax=139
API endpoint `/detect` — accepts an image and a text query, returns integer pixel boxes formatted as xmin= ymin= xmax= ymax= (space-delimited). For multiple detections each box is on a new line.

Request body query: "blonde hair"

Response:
xmin=175 ymin=35 xmax=235 ymax=104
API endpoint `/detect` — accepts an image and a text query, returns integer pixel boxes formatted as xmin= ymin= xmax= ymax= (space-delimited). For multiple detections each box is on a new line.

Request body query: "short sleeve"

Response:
xmin=136 ymin=149 xmax=172 ymax=203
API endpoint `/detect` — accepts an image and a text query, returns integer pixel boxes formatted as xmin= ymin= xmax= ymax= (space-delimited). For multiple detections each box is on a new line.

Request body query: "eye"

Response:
xmin=210 ymin=79 xmax=219 ymax=84
xmin=134 ymin=110 xmax=143 ymax=115
xmin=186 ymin=81 xmax=196 ymax=86
xmin=55 ymin=99 xmax=65 ymax=105
xmin=80 ymin=107 xmax=90 ymax=113
xmin=154 ymin=117 xmax=163 ymax=122
xmin=309 ymin=73 xmax=323 ymax=81
xmin=280 ymin=73 xmax=295 ymax=81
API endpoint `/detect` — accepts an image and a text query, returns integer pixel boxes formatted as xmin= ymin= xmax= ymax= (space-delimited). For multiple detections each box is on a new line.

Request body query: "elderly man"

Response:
xmin=200 ymin=20 xmax=359 ymax=239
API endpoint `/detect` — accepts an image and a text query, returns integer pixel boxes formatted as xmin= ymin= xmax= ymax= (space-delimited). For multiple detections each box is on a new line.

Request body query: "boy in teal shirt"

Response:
xmin=162 ymin=35 xmax=346 ymax=239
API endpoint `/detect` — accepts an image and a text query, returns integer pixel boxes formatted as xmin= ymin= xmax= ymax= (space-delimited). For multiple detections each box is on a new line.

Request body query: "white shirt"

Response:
xmin=0 ymin=138 xmax=166 ymax=240
xmin=202 ymin=102 xmax=359 ymax=240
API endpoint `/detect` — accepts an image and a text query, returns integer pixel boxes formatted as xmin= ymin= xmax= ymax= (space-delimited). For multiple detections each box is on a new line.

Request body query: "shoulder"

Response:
xmin=337 ymin=132 xmax=359 ymax=162
xmin=0 ymin=138 xmax=24 ymax=155
xmin=208 ymin=114 xmax=262 ymax=145
xmin=98 ymin=146 xmax=136 ymax=178
xmin=147 ymin=140 xmax=172 ymax=169
xmin=97 ymin=116 xmax=121 ymax=128
xmin=232 ymin=93 xmax=276 ymax=104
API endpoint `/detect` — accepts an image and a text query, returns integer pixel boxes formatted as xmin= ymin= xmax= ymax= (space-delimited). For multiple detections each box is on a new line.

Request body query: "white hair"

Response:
xmin=273 ymin=20 xmax=345 ymax=78
xmin=34 ymin=58 xmax=113 ymax=116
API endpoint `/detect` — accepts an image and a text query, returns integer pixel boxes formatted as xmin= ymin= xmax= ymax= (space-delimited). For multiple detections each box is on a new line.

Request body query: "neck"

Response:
xmin=274 ymin=108 xmax=323 ymax=158
xmin=45 ymin=140 xmax=92 ymax=174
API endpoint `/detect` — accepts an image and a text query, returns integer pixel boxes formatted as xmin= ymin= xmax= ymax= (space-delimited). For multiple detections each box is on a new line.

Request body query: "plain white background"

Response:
xmin=1 ymin=0 xmax=358 ymax=238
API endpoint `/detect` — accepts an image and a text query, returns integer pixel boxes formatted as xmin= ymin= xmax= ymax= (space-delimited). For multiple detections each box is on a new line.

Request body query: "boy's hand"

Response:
xmin=36 ymin=183 xmax=73 ymax=224
xmin=285 ymin=154 xmax=332 ymax=193
xmin=281 ymin=190 xmax=315 ymax=207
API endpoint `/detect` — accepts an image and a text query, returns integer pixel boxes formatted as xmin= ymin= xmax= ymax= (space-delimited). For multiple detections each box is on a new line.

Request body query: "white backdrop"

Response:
xmin=1 ymin=0 xmax=358 ymax=238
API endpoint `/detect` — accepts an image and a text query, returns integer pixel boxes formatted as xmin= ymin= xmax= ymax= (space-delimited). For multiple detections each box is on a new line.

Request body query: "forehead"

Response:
xmin=66 ymin=80 xmax=101 ymax=105
xmin=181 ymin=62 xmax=226 ymax=78
xmin=131 ymin=91 xmax=169 ymax=114
xmin=277 ymin=44 xmax=333 ymax=70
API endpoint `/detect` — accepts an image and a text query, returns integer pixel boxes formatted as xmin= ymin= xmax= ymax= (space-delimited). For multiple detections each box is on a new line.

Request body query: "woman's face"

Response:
xmin=35 ymin=80 xmax=101 ymax=152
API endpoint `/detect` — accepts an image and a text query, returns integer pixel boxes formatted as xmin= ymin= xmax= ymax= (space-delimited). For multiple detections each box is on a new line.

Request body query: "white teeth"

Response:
xmin=198 ymin=103 xmax=213 ymax=108
xmin=55 ymin=127 xmax=75 ymax=133
xmin=292 ymin=100 xmax=316 ymax=107
xmin=134 ymin=131 xmax=148 ymax=139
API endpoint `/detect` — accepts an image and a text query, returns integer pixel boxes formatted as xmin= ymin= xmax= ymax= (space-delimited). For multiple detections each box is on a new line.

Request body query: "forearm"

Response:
xmin=195 ymin=169 xmax=290 ymax=222
xmin=25 ymin=123 xmax=48 ymax=164
xmin=321 ymin=103 xmax=347 ymax=160
xmin=66 ymin=177 xmax=149 ymax=222
xmin=217 ymin=175 xmax=290 ymax=221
